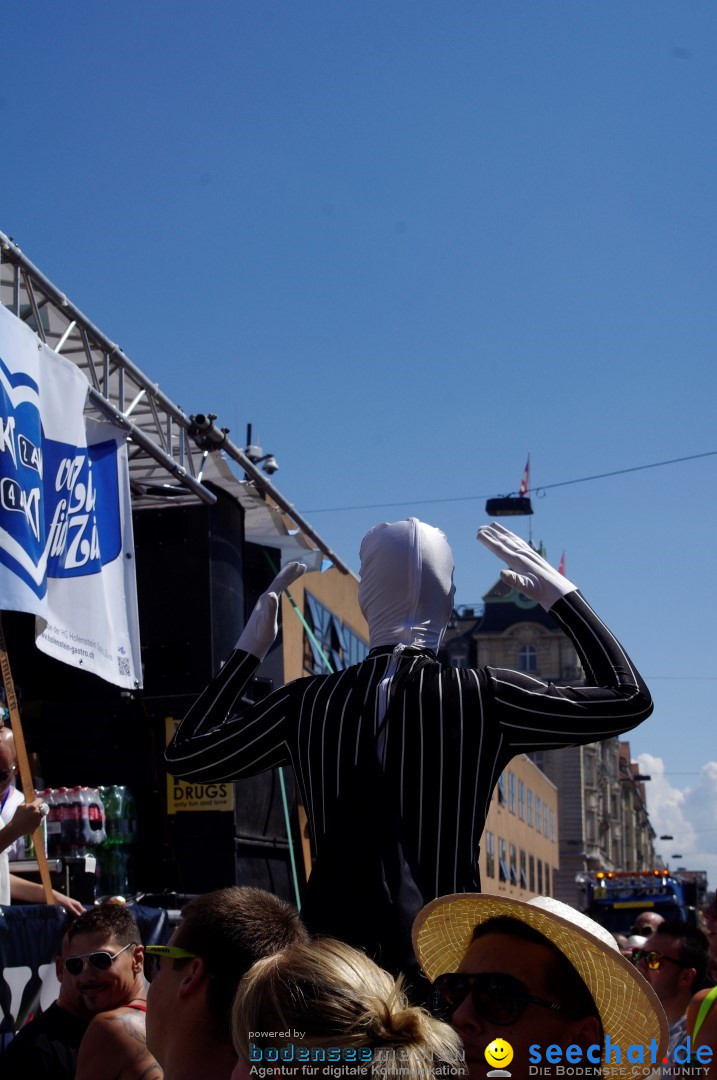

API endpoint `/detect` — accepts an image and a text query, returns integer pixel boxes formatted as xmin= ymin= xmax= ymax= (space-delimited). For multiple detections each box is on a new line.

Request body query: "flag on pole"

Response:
xmin=0 ymin=304 xmax=142 ymax=688
xmin=558 ymin=551 xmax=566 ymax=576
xmin=519 ymin=455 xmax=530 ymax=497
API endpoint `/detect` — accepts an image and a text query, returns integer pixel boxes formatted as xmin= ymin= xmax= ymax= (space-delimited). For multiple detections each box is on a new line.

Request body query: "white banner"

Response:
xmin=0 ymin=304 xmax=142 ymax=688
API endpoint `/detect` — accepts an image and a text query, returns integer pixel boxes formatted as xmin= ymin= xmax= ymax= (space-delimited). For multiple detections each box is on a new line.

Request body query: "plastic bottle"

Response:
xmin=105 ymin=785 xmax=125 ymax=845
xmin=85 ymin=787 xmax=106 ymax=848
xmin=98 ymin=845 xmax=128 ymax=896
xmin=122 ymin=788 xmax=136 ymax=846
xmin=57 ymin=787 xmax=73 ymax=857
xmin=45 ymin=788 xmax=62 ymax=859
xmin=68 ymin=786 xmax=87 ymax=857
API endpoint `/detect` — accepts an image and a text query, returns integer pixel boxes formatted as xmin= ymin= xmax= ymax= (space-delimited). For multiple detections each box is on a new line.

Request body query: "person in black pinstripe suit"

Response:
xmin=166 ymin=520 xmax=652 ymax=964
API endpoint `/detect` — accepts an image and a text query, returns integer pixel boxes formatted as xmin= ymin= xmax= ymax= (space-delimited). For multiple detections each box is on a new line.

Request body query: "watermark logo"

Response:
xmin=486 ymin=1039 xmax=513 ymax=1077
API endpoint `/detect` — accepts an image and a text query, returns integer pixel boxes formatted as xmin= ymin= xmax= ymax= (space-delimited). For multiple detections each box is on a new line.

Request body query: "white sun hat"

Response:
xmin=413 ymin=892 xmax=668 ymax=1078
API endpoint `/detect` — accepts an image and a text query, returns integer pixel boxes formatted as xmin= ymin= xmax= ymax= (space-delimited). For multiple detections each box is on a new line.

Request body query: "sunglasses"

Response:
xmin=0 ymin=764 xmax=17 ymax=782
xmin=632 ymin=949 xmax=690 ymax=971
xmin=64 ymin=941 xmax=135 ymax=976
xmin=431 ymin=972 xmax=574 ymax=1025
xmin=144 ymin=944 xmax=197 ymax=980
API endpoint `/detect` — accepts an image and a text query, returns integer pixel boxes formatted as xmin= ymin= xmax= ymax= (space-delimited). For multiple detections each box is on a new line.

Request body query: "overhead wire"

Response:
xmin=302 ymin=449 xmax=717 ymax=514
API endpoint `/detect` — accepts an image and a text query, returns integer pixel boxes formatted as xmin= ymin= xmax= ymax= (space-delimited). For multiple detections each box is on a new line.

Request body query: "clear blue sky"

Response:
xmin=2 ymin=2 xmax=716 ymax=880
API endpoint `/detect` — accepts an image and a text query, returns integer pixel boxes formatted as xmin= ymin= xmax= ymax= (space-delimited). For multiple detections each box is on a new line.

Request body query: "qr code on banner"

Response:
xmin=118 ymin=656 xmax=131 ymax=677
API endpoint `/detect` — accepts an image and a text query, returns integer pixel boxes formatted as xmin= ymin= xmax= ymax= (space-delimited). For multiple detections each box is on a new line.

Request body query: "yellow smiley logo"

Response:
xmin=485 ymin=1039 xmax=514 ymax=1069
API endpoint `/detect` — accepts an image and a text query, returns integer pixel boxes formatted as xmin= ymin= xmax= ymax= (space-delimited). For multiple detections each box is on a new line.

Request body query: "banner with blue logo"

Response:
xmin=0 ymin=304 xmax=142 ymax=688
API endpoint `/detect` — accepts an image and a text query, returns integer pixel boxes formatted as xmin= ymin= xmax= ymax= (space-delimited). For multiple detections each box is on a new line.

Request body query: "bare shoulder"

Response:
xmin=76 ymin=1007 xmax=162 ymax=1080
xmin=687 ymin=987 xmax=717 ymax=1041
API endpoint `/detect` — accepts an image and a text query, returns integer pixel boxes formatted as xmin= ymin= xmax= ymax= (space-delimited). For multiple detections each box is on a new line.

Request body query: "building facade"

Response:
xmin=481 ymin=754 xmax=559 ymax=898
xmin=619 ymin=740 xmax=656 ymax=871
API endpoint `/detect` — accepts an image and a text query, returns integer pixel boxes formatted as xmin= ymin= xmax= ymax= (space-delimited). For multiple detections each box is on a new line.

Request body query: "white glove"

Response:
xmin=236 ymin=562 xmax=307 ymax=660
xmin=477 ymin=522 xmax=578 ymax=611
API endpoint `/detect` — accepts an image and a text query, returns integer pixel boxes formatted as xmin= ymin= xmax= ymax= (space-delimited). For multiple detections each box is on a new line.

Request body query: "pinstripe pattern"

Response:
xmin=166 ymin=590 xmax=652 ymax=898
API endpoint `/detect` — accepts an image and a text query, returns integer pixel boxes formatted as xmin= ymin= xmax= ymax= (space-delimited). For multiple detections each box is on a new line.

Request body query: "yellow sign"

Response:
xmin=164 ymin=717 xmax=235 ymax=814
xmin=612 ymin=901 xmax=655 ymax=909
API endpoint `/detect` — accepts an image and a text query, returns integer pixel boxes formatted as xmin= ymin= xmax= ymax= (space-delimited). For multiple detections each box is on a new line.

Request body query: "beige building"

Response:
xmin=481 ymin=754 xmax=559 ymax=898
xmin=281 ymin=564 xmax=368 ymax=683
xmin=280 ymin=565 xmax=369 ymax=877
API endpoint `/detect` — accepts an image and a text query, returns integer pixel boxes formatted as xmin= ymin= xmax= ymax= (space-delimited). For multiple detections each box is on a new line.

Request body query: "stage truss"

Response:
xmin=0 ymin=230 xmax=349 ymax=574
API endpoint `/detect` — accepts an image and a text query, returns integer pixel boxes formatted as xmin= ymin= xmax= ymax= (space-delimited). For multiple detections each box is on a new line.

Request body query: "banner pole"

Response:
xmin=0 ymin=615 xmax=55 ymax=904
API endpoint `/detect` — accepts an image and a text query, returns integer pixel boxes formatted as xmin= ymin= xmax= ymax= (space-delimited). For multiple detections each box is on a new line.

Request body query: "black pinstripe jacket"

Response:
xmin=166 ymin=591 xmax=652 ymax=899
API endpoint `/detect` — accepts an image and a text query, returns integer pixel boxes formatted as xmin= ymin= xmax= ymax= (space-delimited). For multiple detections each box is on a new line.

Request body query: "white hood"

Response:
xmin=358 ymin=518 xmax=455 ymax=651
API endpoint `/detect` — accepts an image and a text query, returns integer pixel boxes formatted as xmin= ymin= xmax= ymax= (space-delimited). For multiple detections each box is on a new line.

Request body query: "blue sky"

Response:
xmin=2 ymin=2 xmax=716 ymax=879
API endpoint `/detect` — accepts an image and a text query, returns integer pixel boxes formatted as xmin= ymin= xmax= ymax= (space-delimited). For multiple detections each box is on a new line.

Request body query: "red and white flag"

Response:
xmin=519 ymin=456 xmax=530 ymax=497
xmin=558 ymin=551 xmax=566 ymax=576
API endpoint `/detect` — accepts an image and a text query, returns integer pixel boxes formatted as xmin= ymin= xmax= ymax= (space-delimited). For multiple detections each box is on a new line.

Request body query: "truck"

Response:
xmin=583 ymin=869 xmax=708 ymax=932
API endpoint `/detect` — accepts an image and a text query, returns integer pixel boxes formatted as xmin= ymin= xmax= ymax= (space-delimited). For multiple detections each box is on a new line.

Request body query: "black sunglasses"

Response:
xmin=64 ymin=941 xmax=135 ymax=976
xmin=0 ymin=764 xmax=17 ymax=782
xmin=632 ymin=949 xmax=691 ymax=972
xmin=431 ymin=972 xmax=575 ymax=1025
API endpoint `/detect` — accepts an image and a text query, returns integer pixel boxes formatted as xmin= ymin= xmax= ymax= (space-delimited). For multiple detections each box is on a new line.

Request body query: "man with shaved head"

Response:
xmin=1 ymin=929 xmax=93 ymax=1078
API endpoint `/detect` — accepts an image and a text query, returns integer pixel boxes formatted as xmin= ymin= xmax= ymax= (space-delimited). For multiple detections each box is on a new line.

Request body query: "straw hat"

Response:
xmin=413 ymin=893 xmax=668 ymax=1075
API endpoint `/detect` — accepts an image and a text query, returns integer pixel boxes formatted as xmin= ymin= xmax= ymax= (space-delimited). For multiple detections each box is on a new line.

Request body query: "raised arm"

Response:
xmin=166 ymin=562 xmax=306 ymax=782
xmin=0 ymin=798 xmax=44 ymax=855
xmin=476 ymin=523 xmax=652 ymax=748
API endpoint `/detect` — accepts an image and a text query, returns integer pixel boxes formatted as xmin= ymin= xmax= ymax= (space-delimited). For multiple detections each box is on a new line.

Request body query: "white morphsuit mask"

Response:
xmin=358 ymin=518 xmax=456 ymax=651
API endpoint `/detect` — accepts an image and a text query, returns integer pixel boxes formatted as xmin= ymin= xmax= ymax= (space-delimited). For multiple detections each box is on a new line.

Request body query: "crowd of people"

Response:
xmin=0 ymin=520 xmax=712 ymax=1078
xmin=3 ymin=886 xmax=717 ymax=1079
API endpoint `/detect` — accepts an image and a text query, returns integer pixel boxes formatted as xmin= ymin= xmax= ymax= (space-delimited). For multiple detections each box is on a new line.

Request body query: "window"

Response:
xmin=584 ymin=752 xmax=595 ymax=785
xmin=520 ymin=849 xmax=528 ymax=890
xmin=535 ymin=796 xmax=542 ymax=834
xmin=527 ymin=790 xmax=533 ymax=827
xmin=304 ymin=594 xmax=368 ymax=673
xmin=450 ymin=645 xmax=469 ymax=668
xmin=537 ymin=859 xmax=543 ymax=894
xmin=550 ymin=809 xmax=556 ymax=843
xmin=518 ymin=780 xmax=525 ymax=821
xmin=508 ymin=771 xmax=516 ymax=814
xmin=499 ymin=838 xmax=509 ymax=882
xmin=485 ymin=831 xmax=495 ymax=878
xmin=497 ymin=773 xmax=506 ymax=805
xmin=544 ymin=863 xmax=551 ymax=896
xmin=543 ymin=803 xmax=549 ymax=837
xmin=344 ymin=626 xmax=369 ymax=667
xmin=305 ymin=593 xmax=343 ymax=673
xmin=518 ymin=645 xmax=537 ymax=673
xmin=529 ymin=854 xmax=535 ymax=892
xmin=509 ymin=843 xmax=518 ymax=885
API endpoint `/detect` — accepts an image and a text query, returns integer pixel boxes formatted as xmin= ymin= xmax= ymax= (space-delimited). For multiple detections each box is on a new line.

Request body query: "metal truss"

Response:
xmin=0 ymin=230 xmax=350 ymax=574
